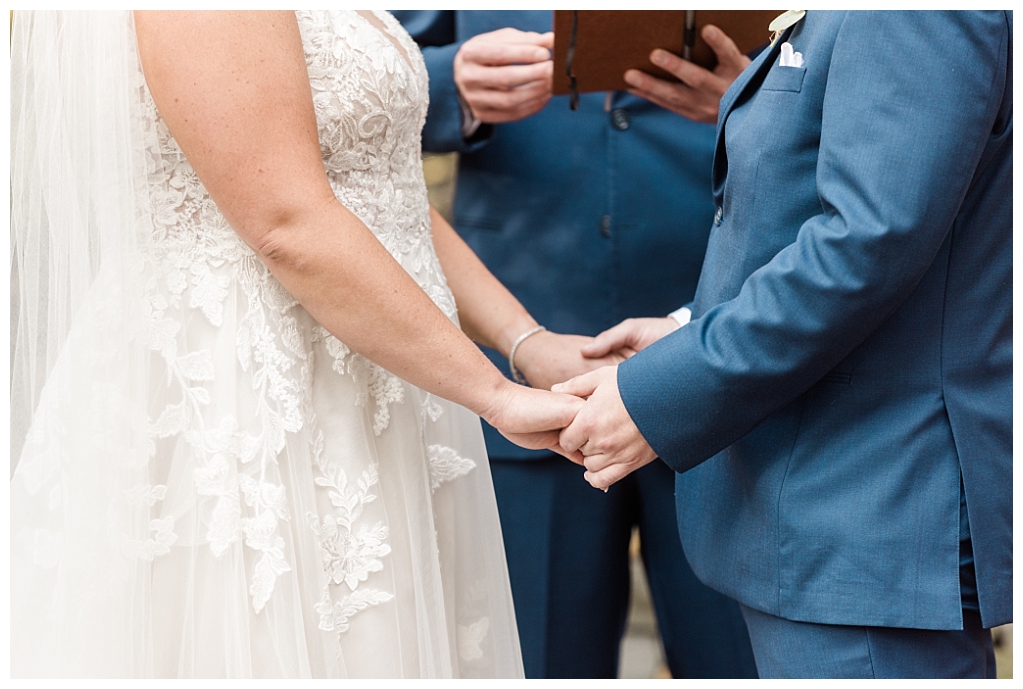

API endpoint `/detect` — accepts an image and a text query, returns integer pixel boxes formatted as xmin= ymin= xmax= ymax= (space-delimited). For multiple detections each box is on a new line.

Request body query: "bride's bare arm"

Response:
xmin=427 ymin=207 xmax=538 ymax=356
xmin=429 ymin=207 xmax=629 ymax=390
xmin=133 ymin=11 xmax=578 ymax=435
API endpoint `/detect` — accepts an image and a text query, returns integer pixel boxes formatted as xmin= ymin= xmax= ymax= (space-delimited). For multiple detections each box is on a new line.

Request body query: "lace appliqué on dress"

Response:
xmin=307 ymin=427 xmax=394 ymax=638
xmin=458 ymin=617 xmax=492 ymax=662
xmin=428 ymin=445 xmax=478 ymax=492
xmin=311 ymin=325 xmax=408 ymax=436
xmin=131 ymin=8 xmax=460 ymax=638
xmin=138 ymin=65 xmax=303 ymax=613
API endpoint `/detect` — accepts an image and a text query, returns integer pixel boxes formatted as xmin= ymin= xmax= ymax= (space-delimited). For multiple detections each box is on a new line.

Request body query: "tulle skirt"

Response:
xmin=10 ymin=264 xmax=523 ymax=678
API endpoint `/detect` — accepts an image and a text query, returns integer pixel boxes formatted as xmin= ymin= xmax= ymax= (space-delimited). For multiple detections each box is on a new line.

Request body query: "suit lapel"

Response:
xmin=717 ymin=41 xmax=778 ymax=125
xmin=712 ymin=28 xmax=793 ymax=200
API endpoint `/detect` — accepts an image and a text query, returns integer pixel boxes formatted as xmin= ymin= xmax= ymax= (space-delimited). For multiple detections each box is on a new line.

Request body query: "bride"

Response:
xmin=10 ymin=11 xmax=608 ymax=678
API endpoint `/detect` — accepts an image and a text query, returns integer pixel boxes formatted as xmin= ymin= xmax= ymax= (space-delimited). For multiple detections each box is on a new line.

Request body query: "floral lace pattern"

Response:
xmin=307 ymin=430 xmax=394 ymax=638
xmin=302 ymin=10 xmax=457 ymax=321
xmin=127 ymin=10 xmax=465 ymax=627
xmin=428 ymin=445 xmax=478 ymax=492
xmin=458 ymin=617 xmax=492 ymax=662
xmin=310 ymin=325 xmax=407 ymax=436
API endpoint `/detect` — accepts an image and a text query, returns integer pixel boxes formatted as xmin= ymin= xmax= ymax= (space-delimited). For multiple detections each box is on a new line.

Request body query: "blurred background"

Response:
xmin=423 ymin=151 xmax=1013 ymax=680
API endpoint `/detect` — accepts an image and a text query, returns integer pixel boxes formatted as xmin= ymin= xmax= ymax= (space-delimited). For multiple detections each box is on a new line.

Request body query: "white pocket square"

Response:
xmin=779 ymin=42 xmax=805 ymax=68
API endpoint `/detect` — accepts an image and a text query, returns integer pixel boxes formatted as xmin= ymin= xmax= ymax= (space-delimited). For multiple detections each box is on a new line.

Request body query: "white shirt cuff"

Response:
xmin=457 ymin=90 xmax=482 ymax=139
xmin=668 ymin=306 xmax=692 ymax=328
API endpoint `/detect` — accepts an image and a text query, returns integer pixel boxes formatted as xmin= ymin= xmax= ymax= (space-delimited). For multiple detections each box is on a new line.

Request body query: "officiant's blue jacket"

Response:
xmin=397 ymin=10 xmax=715 ymax=441
xmin=620 ymin=10 xmax=1012 ymax=632
xmin=394 ymin=9 xmax=756 ymax=680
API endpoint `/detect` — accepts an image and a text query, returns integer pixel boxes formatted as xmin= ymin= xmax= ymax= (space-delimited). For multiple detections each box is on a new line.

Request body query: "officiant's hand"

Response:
xmin=515 ymin=331 xmax=630 ymax=391
xmin=454 ymin=28 xmax=554 ymax=123
xmin=623 ymin=25 xmax=751 ymax=124
xmin=581 ymin=317 xmax=679 ymax=360
xmin=554 ymin=366 xmax=658 ymax=490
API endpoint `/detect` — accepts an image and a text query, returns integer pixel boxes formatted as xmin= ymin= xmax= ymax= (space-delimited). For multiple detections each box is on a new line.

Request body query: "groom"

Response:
xmin=555 ymin=10 xmax=1012 ymax=678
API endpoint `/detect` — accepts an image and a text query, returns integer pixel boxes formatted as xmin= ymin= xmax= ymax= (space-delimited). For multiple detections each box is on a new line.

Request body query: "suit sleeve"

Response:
xmin=618 ymin=11 xmax=1010 ymax=473
xmin=391 ymin=10 xmax=493 ymax=154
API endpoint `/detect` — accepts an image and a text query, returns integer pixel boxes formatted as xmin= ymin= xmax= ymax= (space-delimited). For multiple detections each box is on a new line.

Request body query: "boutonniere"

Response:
xmin=769 ymin=10 xmax=806 ymax=47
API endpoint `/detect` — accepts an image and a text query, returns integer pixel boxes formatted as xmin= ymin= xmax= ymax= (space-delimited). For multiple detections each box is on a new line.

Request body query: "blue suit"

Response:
xmin=393 ymin=10 xmax=756 ymax=679
xmin=619 ymin=11 xmax=1012 ymax=677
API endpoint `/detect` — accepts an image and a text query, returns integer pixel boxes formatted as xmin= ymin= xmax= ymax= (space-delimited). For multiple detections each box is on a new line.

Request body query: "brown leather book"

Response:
xmin=552 ymin=10 xmax=781 ymax=97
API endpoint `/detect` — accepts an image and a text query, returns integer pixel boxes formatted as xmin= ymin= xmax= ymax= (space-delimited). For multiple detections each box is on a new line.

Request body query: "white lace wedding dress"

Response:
xmin=10 ymin=10 xmax=522 ymax=678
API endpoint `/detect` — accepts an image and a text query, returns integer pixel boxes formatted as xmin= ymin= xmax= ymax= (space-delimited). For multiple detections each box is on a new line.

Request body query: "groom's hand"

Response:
xmin=581 ymin=317 xmax=679 ymax=360
xmin=554 ymin=366 xmax=658 ymax=490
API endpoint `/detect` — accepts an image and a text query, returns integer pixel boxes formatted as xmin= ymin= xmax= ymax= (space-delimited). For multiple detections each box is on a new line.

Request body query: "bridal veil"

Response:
xmin=11 ymin=11 xmax=159 ymax=675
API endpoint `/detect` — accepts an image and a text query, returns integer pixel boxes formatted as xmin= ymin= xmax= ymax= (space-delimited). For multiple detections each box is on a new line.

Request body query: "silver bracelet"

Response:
xmin=508 ymin=326 xmax=547 ymax=385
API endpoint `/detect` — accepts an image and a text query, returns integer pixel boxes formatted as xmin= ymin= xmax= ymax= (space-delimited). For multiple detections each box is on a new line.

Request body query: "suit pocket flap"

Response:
xmin=762 ymin=66 xmax=806 ymax=93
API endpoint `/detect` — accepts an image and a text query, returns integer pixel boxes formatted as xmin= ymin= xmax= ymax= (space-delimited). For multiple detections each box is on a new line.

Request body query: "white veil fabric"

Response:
xmin=11 ymin=11 xmax=523 ymax=678
xmin=11 ymin=11 xmax=152 ymax=471
xmin=10 ymin=10 xmax=157 ymax=675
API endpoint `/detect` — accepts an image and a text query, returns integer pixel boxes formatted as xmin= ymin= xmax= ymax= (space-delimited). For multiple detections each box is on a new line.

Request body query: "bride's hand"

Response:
xmin=513 ymin=331 xmax=630 ymax=391
xmin=483 ymin=383 xmax=586 ymax=464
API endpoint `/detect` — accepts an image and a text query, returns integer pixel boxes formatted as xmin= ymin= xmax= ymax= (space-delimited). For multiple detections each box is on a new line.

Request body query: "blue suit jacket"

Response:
xmin=619 ymin=11 xmax=1012 ymax=630
xmin=393 ymin=10 xmax=717 ymax=460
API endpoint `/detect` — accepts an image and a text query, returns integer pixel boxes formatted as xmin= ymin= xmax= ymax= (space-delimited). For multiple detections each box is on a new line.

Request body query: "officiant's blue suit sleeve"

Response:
xmin=391 ymin=10 xmax=492 ymax=154
xmin=619 ymin=12 xmax=1011 ymax=474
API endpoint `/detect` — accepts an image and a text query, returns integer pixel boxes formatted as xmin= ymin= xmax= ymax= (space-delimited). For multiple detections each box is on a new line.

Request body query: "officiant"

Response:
xmin=394 ymin=10 xmax=757 ymax=679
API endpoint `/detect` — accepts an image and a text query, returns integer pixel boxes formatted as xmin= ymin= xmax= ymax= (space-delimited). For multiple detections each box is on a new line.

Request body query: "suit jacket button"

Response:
xmin=600 ymin=215 xmax=612 ymax=237
xmin=611 ymin=109 xmax=630 ymax=130
xmin=714 ymin=206 xmax=723 ymax=225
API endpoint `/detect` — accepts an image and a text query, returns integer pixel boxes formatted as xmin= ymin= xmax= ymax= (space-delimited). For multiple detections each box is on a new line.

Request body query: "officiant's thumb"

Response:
xmin=551 ymin=370 xmax=599 ymax=399
xmin=580 ymin=338 xmax=608 ymax=358
xmin=582 ymin=326 xmax=631 ymax=358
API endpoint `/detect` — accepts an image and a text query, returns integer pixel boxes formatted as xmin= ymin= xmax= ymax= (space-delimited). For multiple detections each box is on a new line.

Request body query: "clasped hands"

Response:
xmin=457 ymin=24 xmax=750 ymax=488
xmin=491 ymin=318 xmax=680 ymax=491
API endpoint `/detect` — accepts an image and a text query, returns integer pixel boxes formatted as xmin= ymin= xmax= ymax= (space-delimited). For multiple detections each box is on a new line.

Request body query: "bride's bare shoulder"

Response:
xmin=134 ymin=10 xmax=305 ymax=117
